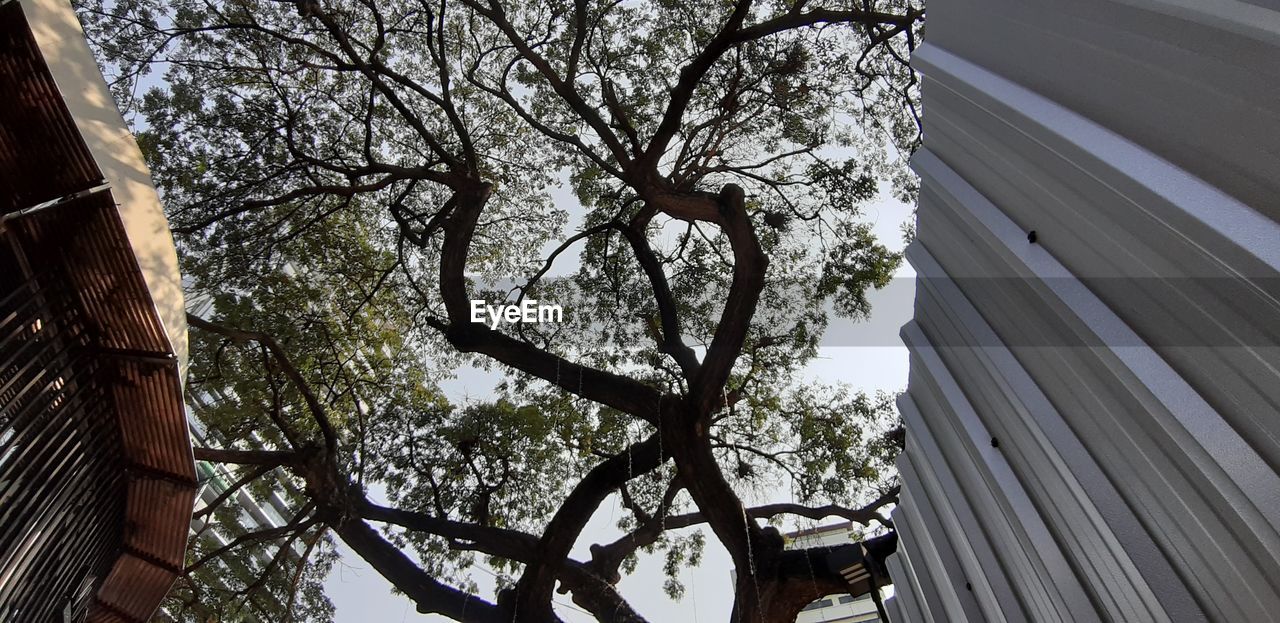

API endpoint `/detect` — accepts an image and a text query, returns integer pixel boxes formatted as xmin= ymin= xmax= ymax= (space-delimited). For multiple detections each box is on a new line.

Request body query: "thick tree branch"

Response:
xmin=684 ymin=184 xmax=767 ymax=417
xmin=359 ymin=501 xmax=539 ymax=559
xmin=619 ymin=223 xmax=700 ymax=378
xmin=665 ymin=488 xmax=899 ymax=533
xmin=514 ymin=435 xmax=663 ymax=621
xmin=193 ymin=446 xmax=300 ymax=467
xmin=645 ymin=0 xmax=754 ymax=160
xmin=329 ymin=515 xmax=504 ymax=622
xmin=361 ymin=501 xmax=650 ymax=623
xmin=437 ymin=189 xmax=664 ymax=421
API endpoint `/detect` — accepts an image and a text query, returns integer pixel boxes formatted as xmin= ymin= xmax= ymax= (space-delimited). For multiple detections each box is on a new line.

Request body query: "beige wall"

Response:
xmin=21 ymin=0 xmax=189 ymax=379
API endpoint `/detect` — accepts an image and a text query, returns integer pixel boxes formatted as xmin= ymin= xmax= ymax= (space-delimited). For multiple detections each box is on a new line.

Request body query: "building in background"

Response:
xmin=0 ymin=0 xmax=194 ymax=620
xmin=789 ymin=523 xmax=884 ymax=623
xmin=887 ymin=0 xmax=1280 ymax=621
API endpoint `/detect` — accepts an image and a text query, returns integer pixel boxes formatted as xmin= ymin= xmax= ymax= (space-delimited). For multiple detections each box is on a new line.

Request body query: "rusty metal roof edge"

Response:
xmin=93 ymin=551 xmax=183 ymax=623
xmin=56 ymin=183 xmax=197 ymax=623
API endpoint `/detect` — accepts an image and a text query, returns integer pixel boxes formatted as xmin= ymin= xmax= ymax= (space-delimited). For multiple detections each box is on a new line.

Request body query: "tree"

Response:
xmin=75 ymin=0 xmax=922 ymax=620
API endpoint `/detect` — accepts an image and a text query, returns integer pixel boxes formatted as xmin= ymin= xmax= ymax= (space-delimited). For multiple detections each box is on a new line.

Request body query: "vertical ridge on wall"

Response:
xmin=887 ymin=0 xmax=1280 ymax=621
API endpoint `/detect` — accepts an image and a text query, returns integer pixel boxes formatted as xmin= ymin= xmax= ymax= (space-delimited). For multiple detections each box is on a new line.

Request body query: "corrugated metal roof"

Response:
xmin=2 ymin=191 xmax=196 ymax=623
xmin=91 ymin=553 xmax=178 ymax=621
xmin=19 ymin=0 xmax=189 ymax=377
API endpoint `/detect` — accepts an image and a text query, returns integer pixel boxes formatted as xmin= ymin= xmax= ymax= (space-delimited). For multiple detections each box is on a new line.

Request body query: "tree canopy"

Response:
xmin=75 ymin=0 xmax=923 ymax=620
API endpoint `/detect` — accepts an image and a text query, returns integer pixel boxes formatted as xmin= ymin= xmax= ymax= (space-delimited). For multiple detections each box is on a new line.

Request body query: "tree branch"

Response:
xmin=188 ymin=314 xmax=340 ymax=453
xmin=514 ymin=434 xmax=663 ymax=620
xmin=619 ymin=223 xmax=701 ymax=378
xmin=193 ymin=463 xmax=278 ymax=521
xmin=360 ymin=500 xmax=650 ymax=622
xmin=437 ymin=189 xmax=664 ymax=421
xmin=186 ymin=504 xmax=317 ymax=573
xmin=329 ymin=515 xmax=504 ymax=622
xmin=193 ymin=446 xmax=301 ymax=467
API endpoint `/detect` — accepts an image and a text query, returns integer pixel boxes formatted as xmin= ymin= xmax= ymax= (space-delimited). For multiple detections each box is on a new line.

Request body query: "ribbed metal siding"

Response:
xmin=887 ymin=1 xmax=1280 ymax=622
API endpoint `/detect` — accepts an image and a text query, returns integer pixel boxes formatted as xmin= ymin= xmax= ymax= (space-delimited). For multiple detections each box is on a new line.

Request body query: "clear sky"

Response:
xmin=322 ymin=184 xmax=917 ymax=622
